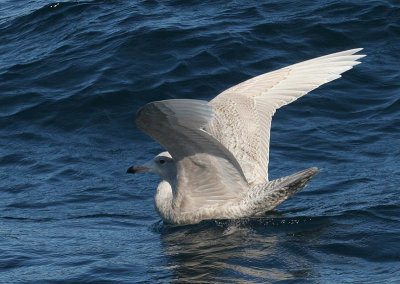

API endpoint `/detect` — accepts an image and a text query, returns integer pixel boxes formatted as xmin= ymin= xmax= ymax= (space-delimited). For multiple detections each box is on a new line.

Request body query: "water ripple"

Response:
xmin=0 ymin=0 xmax=399 ymax=282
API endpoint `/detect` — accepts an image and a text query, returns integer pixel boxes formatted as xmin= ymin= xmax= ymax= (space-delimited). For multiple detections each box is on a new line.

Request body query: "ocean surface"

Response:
xmin=1 ymin=0 xmax=399 ymax=283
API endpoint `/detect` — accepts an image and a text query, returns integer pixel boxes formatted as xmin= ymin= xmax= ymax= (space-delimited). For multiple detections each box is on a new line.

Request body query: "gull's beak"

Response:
xmin=126 ymin=165 xmax=150 ymax=174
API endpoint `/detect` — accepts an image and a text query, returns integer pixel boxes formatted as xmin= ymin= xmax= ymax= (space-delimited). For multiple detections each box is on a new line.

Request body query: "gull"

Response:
xmin=127 ymin=48 xmax=365 ymax=225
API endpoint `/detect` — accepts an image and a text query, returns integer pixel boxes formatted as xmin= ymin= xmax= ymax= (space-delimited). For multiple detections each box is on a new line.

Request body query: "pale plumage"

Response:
xmin=135 ymin=100 xmax=248 ymax=214
xmin=207 ymin=48 xmax=365 ymax=184
xmin=127 ymin=48 xmax=365 ymax=225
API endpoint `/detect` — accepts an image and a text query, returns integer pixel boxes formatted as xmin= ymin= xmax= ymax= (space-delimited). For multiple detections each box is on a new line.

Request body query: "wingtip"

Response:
xmin=313 ymin=167 xmax=322 ymax=174
xmin=351 ymin=48 xmax=366 ymax=58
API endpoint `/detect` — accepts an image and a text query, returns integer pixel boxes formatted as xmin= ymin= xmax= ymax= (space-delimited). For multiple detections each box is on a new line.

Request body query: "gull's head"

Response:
xmin=126 ymin=152 xmax=176 ymax=181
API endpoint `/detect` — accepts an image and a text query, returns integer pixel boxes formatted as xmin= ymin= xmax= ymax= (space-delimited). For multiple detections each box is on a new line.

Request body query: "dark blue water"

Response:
xmin=1 ymin=0 xmax=399 ymax=282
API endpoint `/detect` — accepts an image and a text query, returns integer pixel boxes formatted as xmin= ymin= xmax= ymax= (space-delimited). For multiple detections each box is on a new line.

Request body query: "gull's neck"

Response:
xmin=154 ymin=180 xmax=175 ymax=223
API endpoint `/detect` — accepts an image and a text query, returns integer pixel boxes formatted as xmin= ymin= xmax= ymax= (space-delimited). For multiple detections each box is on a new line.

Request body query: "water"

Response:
xmin=0 ymin=0 xmax=399 ymax=282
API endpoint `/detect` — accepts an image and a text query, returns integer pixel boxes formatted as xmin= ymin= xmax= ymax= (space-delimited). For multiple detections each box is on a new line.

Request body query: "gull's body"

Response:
xmin=128 ymin=49 xmax=365 ymax=226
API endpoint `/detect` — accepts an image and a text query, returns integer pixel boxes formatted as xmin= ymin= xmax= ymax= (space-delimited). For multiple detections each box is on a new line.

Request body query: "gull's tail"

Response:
xmin=251 ymin=167 xmax=320 ymax=215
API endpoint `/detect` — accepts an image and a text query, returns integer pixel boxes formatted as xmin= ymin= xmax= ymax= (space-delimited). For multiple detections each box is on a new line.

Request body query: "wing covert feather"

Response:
xmin=207 ymin=48 xmax=365 ymax=184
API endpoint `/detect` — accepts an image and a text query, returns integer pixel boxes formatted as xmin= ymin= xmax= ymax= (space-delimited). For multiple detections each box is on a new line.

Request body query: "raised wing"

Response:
xmin=206 ymin=48 xmax=365 ymax=185
xmin=136 ymin=99 xmax=248 ymax=212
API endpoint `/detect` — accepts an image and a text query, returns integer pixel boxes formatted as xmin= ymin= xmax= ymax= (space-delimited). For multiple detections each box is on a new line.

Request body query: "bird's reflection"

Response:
xmin=154 ymin=215 xmax=327 ymax=283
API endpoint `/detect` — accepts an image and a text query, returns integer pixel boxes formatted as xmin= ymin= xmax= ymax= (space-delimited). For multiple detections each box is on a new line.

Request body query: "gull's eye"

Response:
xmin=159 ymin=159 xmax=165 ymax=165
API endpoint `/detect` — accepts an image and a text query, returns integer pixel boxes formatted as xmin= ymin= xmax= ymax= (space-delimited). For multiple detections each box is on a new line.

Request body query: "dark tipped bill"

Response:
xmin=126 ymin=166 xmax=149 ymax=174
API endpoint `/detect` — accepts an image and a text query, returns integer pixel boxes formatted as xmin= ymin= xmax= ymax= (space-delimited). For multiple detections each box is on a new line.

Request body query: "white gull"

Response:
xmin=127 ymin=48 xmax=365 ymax=225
